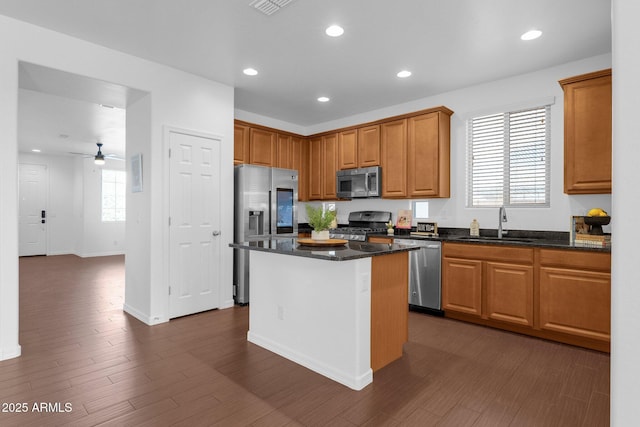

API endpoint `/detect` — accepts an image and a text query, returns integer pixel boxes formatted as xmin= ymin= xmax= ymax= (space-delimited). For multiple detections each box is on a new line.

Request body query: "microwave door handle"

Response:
xmin=364 ymin=174 xmax=369 ymax=193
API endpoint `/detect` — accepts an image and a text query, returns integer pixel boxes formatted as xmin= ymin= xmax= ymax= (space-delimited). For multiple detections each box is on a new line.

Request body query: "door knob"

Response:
xmin=212 ymin=231 xmax=221 ymax=236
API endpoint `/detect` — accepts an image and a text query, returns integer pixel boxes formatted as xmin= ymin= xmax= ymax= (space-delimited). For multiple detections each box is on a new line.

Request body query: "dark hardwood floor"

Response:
xmin=0 ymin=254 xmax=609 ymax=426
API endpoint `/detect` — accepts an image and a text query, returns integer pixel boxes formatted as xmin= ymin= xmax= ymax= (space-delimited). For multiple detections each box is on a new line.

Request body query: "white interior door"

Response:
xmin=169 ymin=130 xmax=222 ymax=318
xmin=19 ymin=164 xmax=48 ymax=256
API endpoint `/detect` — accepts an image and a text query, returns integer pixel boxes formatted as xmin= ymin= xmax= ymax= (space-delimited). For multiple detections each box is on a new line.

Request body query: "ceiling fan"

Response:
xmin=69 ymin=142 xmax=124 ymax=163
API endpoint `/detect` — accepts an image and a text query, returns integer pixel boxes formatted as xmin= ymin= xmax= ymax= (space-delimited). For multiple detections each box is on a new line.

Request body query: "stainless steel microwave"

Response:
xmin=336 ymin=166 xmax=382 ymax=198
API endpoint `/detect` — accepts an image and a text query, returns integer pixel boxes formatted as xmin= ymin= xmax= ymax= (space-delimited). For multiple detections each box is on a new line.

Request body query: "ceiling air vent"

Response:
xmin=250 ymin=0 xmax=295 ymax=16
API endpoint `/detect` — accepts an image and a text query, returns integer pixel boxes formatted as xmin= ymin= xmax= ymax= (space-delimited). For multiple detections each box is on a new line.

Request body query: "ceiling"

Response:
xmin=1 ymin=0 xmax=611 ymax=156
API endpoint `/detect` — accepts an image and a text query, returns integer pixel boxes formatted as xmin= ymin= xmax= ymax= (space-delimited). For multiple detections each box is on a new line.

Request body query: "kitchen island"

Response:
xmin=229 ymin=238 xmax=418 ymax=390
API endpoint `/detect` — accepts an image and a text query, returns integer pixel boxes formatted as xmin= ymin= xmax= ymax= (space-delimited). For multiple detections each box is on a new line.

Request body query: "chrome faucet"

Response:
xmin=498 ymin=206 xmax=508 ymax=238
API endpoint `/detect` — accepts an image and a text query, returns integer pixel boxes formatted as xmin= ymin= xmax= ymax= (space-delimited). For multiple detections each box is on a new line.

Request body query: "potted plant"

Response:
xmin=305 ymin=204 xmax=336 ymax=240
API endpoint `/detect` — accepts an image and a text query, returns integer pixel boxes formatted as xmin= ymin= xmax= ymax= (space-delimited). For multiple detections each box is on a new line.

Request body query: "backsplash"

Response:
xmin=300 ymin=193 xmax=612 ymax=234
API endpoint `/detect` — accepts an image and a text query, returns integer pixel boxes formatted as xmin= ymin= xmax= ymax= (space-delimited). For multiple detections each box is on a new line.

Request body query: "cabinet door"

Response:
xmin=442 ymin=257 xmax=482 ymax=317
xmin=249 ymin=128 xmax=277 ymax=166
xmin=234 ymin=123 xmax=250 ymax=165
xmin=308 ymin=137 xmax=323 ymax=200
xmin=486 ymin=262 xmax=533 ymax=326
xmin=277 ymin=134 xmax=292 ymax=169
xmin=407 ymin=112 xmax=450 ymax=197
xmin=292 ymin=137 xmax=309 ymax=201
xmin=358 ymin=125 xmax=380 ymax=167
xmin=322 ymin=133 xmax=339 ymax=199
xmin=381 ymin=119 xmax=408 ymax=197
xmin=539 ymin=266 xmax=610 ymax=341
xmin=561 ymin=70 xmax=612 ymax=194
xmin=338 ymin=129 xmax=358 ymax=170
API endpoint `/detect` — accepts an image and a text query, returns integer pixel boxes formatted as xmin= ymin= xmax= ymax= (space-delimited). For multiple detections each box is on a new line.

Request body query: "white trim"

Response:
xmin=459 ymin=96 xmax=556 ymax=121
xmin=77 ymin=250 xmax=125 ymax=258
xmin=123 ymin=303 xmax=167 ymax=326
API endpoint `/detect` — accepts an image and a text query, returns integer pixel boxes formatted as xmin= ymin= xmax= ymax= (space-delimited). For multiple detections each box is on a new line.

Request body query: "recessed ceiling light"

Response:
xmin=31 ymin=149 xmax=41 ymax=153
xmin=317 ymin=96 xmax=330 ymax=103
xmin=521 ymin=29 xmax=542 ymax=41
xmin=325 ymin=25 xmax=344 ymax=37
xmin=397 ymin=70 xmax=412 ymax=78
xmin=243 ymin=68 xmax=258 ymax=76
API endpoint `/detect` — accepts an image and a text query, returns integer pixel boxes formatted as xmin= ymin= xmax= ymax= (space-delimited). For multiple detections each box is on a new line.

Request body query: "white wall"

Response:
xmin=18 ymin=153 xmax=127 ymax=257
xmin=611 ymin=1 xmax=640 ymax=424
xmin=79 ymin=157 xmax=126 ymax=257
xmin=243 ymin=54 xmax=613 ymax=234
xmin=0 ymin=14 xmax=235 ymax=359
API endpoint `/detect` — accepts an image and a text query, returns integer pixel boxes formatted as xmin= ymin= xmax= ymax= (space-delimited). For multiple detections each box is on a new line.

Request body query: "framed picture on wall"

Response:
xmin=131 ymin=153 xmax=143 ymax=193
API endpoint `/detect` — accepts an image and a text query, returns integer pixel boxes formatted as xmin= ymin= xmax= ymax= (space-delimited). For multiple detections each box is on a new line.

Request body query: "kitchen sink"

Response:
xmin=450 ymin=236 xmax=537 ymax=244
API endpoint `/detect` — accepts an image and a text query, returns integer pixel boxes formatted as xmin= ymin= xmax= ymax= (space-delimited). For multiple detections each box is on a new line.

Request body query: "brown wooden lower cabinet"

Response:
xmin=442 ymin=243 xmax=610 ymax=352
xmin=370 ymin=251 xmax=408 ymax=371
xmin=486 ymin=261 xmax=533 ymax=327
xmin=442 ymin=257 xmax=482 ymax=316
xmin=538 ymin=249 xmax=611 ymax=344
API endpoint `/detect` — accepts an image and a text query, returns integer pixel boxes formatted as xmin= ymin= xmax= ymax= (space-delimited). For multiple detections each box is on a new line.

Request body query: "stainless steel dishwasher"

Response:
xmin=404 ymin=239 xmax=443 ymax=316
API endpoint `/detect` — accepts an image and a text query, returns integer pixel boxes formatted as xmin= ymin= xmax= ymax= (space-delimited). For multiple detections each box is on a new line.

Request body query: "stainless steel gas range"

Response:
xmin=329 ymin=211 xmax=392 ymax=241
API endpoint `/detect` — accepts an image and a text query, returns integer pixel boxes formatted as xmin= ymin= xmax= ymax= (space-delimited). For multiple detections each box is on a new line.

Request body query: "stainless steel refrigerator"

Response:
xmin=233 ymin=164 xmax=298 ymax=304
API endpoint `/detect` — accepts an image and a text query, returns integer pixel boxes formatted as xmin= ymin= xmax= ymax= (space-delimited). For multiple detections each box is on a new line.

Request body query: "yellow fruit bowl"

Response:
xmin=584 ymin=216 xmax=610 ymax=234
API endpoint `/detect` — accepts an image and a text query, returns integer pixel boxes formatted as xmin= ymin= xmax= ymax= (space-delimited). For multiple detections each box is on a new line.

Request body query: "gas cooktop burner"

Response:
xmin=328 ymin=211 xmax=392 ymax=241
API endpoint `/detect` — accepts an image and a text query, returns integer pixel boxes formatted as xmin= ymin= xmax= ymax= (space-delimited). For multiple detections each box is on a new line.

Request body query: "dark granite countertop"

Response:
xmin=230 ymin=238 xmax=419 ymax=261
xmin=374 ymin=227 xmax=611 ymax=253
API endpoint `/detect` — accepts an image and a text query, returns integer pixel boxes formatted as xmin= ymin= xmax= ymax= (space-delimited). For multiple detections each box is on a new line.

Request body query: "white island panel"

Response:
xmin=247 ymin=250 xmax=373 ymax=390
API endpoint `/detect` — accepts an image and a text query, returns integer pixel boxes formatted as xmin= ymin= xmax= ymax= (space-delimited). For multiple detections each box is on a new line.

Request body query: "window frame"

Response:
xmin=101 ymin=169 xmax=126 ymax=222
xmin=466 ymin=103 xmax=552 ymax=208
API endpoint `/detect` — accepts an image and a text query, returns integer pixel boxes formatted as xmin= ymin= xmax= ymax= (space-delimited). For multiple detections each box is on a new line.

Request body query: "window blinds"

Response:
xmin=467 ymin=105 xmax=550 ymax=207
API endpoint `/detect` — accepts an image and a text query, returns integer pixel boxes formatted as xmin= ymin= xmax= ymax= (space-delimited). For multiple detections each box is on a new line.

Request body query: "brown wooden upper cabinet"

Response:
xmin=308 ymin=136 xmax=323 ymax=200
xmin=236 ymin=105 xmax=452 ymax=201
xmin=249 ymin=128 xmax=277 ymax=167
xmin=338 ymin=129 xmax=358 ymax=170
xmin=381 ymin=108 xmax=452 ymax=198
xmin=407 ymin=112 xmax=451 ymax=198
xmin=277 ymin=133 xmax=293 ymax=169
xmin=358 ymin=125 xmax=381 ymax=168
xmin=291 ymin=137 xmax=309 ymax=201
xmin=322 ymin=133 xmax=339 ymax=199
xmin=381 ymin=119 xmax=408 ymax=197
xmin=234 ymin=123 xmax=250 ymax=165
xmin=308 ymin=134 xmax=339 ymax=200
xmin=338 ymin=125 xmax=381 ymax=170
xmin=559 ymin=69 xmax=612 ymax=194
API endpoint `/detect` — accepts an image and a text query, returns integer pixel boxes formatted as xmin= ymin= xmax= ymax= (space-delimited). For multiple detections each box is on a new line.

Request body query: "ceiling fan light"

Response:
xmin=94 ymin=142 xmax=106 ymax=165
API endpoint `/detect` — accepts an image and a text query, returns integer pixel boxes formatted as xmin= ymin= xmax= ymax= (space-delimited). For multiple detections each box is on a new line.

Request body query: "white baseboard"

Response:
xmin=247 ymin=331 xmax=372 ymax=391
xmin=78 ymin=250 xmax=125 ymax=258
xmin=47 ymin=250 xmax=74 ymax=256
xmin=0 ymin=344 xmax=22 ymax=361
xmin=123 ymin=304 xmax=168 ymax=326
xmin=220 ymin=298 xmax=235 ymax=309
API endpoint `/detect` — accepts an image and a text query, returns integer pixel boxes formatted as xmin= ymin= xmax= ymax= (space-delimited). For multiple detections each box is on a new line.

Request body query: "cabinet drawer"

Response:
xmin=539 ymin=249 xmax=610 ymax=271
xmin=443 ymin=242 xmax=533 ymax=264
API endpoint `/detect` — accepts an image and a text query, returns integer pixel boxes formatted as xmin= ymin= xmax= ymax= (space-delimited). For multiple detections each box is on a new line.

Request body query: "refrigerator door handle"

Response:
xmin=268 ymin=190 xmax=272 ymax=235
